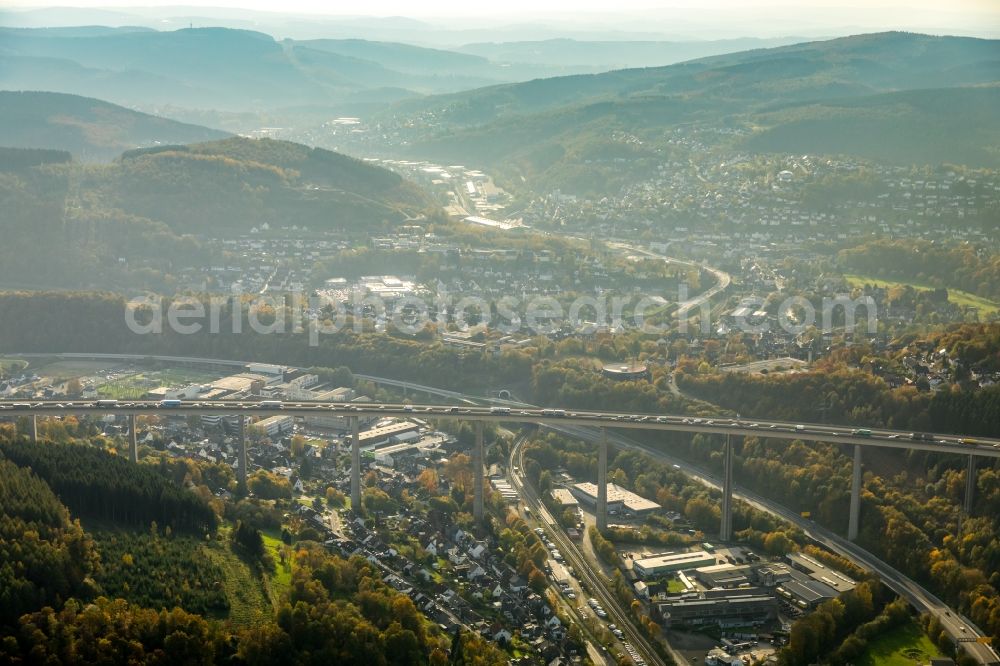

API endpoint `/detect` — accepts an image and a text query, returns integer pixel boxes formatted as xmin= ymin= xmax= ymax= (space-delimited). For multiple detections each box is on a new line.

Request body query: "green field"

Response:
xmin=152 ymin=367 xmax=223 ymax=385
xmin=846 ymin=273 xmax=1000 ymax=318
xmin=202 ymin=529 xmax=273 ymax=625
xmin=97 ymin=367 xmax=224 ymax=399
xmin=856 ymin=618 xmax=943 ymax=666
xmin=261 ymin=530 xmax=292 ymax=600
xmin=97 ymin=380 xmax=149 ymax=399
xmin=0 ymin=358 xmax=27 ymax=373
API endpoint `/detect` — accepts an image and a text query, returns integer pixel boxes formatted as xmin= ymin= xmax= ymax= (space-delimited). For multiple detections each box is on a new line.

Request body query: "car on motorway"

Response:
xmin=95 ymin=399 xmax=118 ymax=408
xmin=159 ymin=399 xmax=182 ymax=408
xmin=258 ymin=400 xmax=283 ymax=409
xmin=852 ymin=428 xmax=872 ymax=437
xmin=795 ymin=424 xmax=806 ymax=432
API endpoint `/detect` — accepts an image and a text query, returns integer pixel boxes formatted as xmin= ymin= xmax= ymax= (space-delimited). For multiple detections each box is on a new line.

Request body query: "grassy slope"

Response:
xmin=845 ymin=273 xmax=1000 ymax=317
xmin=202 ymin=527 xmax=273 ymax=625
xmin=856 ymin=618 xmax=943 ymax=666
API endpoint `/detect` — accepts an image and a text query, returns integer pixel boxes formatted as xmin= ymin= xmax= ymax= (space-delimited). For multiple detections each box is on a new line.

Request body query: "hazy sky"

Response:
xmin=3 ymin=0 xmax=997 ymax=40
xmin=5 ymin=0 xmax=999 ymax=15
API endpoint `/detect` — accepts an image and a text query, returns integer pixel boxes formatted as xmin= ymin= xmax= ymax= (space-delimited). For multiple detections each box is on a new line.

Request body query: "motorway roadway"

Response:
xmin=541 ymin=423 xmax=1000 ymax=666
xmin=6 ymin=353 xmax=999 ymax=661
xmin=606 ymin=241 xmax=732 ymax=318
xmin=5 ymin=399 xmax=1000 ymax=461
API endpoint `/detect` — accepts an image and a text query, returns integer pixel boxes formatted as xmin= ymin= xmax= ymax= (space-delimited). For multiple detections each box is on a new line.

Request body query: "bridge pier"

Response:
xmin=597 ymin=427 xmax=608 ymax=532
xmin=720 ymin=434 xmax=734 ymax=542
xmin=129 ymin=414 xmax=138 ymax=463
xmin=238 ymin=416 xmax=247 ymax=493
xmin=473 ymin=421 xmax=484 ymax=522
xmin=351 ymin=416 xmax=361 ymax=513
xmin=965 ymin=454 xmax=976 ymax=514
xmin=848 ymin=444 xmax=862 ymax=541
xmin=29 ymin=414 xmax=37 ymax=443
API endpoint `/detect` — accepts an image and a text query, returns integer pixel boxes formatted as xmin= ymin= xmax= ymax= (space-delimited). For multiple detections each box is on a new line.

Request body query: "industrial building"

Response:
xmin=694 ymin=563 xmax=754 ymax=589
xmin=491 ymin=478 xmax=519 ymax=502
xmin=776 ymin=578 xmax=839 ymax=610
xmin=572 ymin=481 xmax=660 ymax=516
xmin=252 ymin=415 xmax=294 ymax=438
xmin=657 ymin=592 xmax=777 ymax=628
xmin=786 ymin=552 xmax=858 ymax=594
xmin=633 ymin=550 xmax=716 ymax=578
xmin=551 ymin=488 xmax=579 ymax=508
xmin=357 ymin=421 xmax=420 ymax=448
xmin=601 ymin=362 xmax=651 ymax=381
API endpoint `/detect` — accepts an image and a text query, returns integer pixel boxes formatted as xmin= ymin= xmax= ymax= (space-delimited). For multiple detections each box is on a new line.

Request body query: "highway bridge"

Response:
xmin=7 ymin=397 xmax=999 ymax=664
xmin=7 ymin=398 xmax=1000 ymax=537
xmin=5 ymin=353 xmax=999 ymax=663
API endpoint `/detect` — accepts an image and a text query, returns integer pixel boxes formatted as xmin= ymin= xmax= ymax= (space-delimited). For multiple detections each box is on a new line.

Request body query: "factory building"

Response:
xmin=572 ymin=481 xmax=660 ymax=516
xmin=657 ymin=592 xmax=777 ymax=628
xmin=633 ymin=550 xmax=716 ymax=578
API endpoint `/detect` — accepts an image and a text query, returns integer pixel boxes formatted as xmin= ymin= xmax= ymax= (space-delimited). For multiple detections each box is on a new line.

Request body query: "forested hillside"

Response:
xmin=0 ymin=457 xmax=98 ymax=624
xmin=0 ymin=291 xmax=533 ymax=391
xmin=0 ymin=91 xmax=229 ymax=161
xmin=0 ymin=431 xmax=507 ymax=664
xmin=0 ymin=439 xmax=217 ymax=532
xmin=839 ymin=239 xmax=1000 ymax=303
xmin=386 ymin=33 xmax=1000 ymax=178
xmin=0 ymin=136 xmax=436 ymax=289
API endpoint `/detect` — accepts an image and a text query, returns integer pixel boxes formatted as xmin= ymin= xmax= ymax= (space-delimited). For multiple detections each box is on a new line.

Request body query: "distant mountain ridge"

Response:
xmin=0 ymin=90 xmax=229 ymax=160
xmin=384 ymin=32 xmax=1000 ymax=172
xmin=0 ymin=25 xmax=843 ymax=113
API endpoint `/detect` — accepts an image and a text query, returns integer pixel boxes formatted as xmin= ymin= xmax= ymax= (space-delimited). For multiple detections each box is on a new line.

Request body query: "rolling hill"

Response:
xmin=455 ymin=37 xmax=805 ymax=69
xmin=745 ymin=85 xmax=1000 ymax=168
xmin=0 ymin=133 xmax=437 ymax=289
xmin=0 ymin=91 xmax=230 ymax=160
xmin=385 ymin=32 xmax=1000 ymax=172
xmin=110 ymin=137 xmax=433 ymax=233
xmin=0 ymin=26 xmax=603 ymax=110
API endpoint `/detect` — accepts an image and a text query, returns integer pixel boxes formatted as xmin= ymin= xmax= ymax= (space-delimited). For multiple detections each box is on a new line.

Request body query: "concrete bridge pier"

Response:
xmin=29 ymin=414 xmax=37 ymax=442
xmin=473 ymin=421 xmax=484 ymax=522
xmin=720 ymin=434 xmax=734 ymax=542
xmin=351 ymin=416 xmax=361 ymax=512
xmin=238 ymin=416 xmax=248 ymax=494
xmin=597 ymin=427 xmax=608 ymax=532
xmin=965 ymin=454 xmax=976 ymax=514
xmin=848 ymin=444 xmax=863 ymax=541
xmin=129 ymin=414 xmax=138 ymax=463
